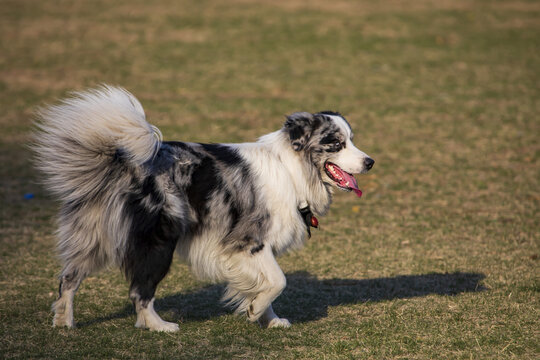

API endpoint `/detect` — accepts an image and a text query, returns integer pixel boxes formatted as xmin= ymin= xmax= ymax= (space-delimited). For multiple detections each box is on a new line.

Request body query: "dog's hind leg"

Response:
xmin=52 ymin=267 xmax=87 ymax=328
xmin=126 ymin=235 xmax=179 ymax=332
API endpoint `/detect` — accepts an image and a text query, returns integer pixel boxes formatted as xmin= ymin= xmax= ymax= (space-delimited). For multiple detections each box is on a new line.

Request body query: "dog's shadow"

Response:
xmin=277 ymin=271 xmax=486 ymax=322
xmin=77 ymin=271 xmax=486 ymax=327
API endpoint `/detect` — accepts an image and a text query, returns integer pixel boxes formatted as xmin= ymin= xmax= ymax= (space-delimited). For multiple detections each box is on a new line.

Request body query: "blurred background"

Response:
xmin=1 ymin=0 xmax=538 ymax=358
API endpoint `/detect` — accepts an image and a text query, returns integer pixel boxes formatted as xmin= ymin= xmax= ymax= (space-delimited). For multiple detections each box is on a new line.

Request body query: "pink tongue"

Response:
xmin=341 ymin=171 xmax=363 ymax=198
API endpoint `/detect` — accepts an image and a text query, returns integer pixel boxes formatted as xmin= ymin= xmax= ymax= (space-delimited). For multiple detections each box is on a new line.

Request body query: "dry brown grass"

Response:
xmin=1 ymin=0 xmax=538 ymax=359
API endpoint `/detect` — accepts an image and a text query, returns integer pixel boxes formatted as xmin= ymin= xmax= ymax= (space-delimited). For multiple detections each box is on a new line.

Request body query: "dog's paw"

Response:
xmin=53 ymin=313 xmax=75 ymax=328
xmin=152 ymin=321 xmax=180 ymax=333
xmin=137 ymin=320 xmax=180 ymax=333
xmin=266 ymin=318 xmax=291 ymax=328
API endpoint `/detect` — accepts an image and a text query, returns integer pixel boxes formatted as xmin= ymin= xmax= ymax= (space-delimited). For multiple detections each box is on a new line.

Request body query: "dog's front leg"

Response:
xmin=245 ymin=246 xmax=291 ymax=328
xmin=225 ymin=244 xmax=291 ymax=328
xmin=256 ymin=304 xmax=291 ymax=328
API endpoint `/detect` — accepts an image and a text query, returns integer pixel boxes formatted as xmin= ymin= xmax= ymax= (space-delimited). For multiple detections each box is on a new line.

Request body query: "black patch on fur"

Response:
xmin=165 ymin=141 xmax=199 ymax=154
xmin=222 ymin=190 xmax=241 ymax=233
xmin=316 ymin=122 xmax=345 ymax=153
xmin=201 ymin=143 xmax=242 ymax=166
xmin=250 ymin=243 xmax=264 ymax=254
xmin=288 ymin=126 xmax=304 ymax=141
xmin=324 ymin=147 xmax=342 ymax=153
xmin=185 ymin=156 xmax=220 ymax=232
xmin=202 ymin=143 xmax=252 ymax=183
xmin=123 ymin=212 xmax=180 ymax=301
xmin=284 ymin=112 xmax=321 ymax=151
xmin=318 ymin=110 xmax=342 ymax=117
xmin=123 ymin=168 xmax=185 ymax=302
xmin=146 ymin=146 xmax=176 ymax=175
xmin=319 ymin=134 xmax=338 ymax=145
xmin=229 ymin=203 xmax=241 ymax=233
xmin=141 ymin=176 xmax=165 ymax=206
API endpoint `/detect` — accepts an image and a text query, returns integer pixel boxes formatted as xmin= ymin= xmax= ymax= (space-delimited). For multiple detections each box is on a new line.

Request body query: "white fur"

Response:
xmin=52 ymin=288 xmax=77 ymax=328
xmin=258 ymin=305 xmax=291 ymax=328
xmin=327 ymin=115 xmax=370 ymax=174
xmin=134 ymin=298 xmax=179 ymax=332
xmin=34 ymin=85 xmax=162 ymax=202
xmin=332 ymin=140 xmax=370 ymax=174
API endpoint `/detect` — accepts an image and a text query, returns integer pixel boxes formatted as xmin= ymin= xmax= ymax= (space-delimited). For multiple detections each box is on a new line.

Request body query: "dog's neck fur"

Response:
xmin=256 ymin=129 xmax=332 ymax=216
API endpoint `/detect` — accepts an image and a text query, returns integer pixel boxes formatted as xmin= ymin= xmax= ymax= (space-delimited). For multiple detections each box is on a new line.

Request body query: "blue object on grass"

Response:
xmin=23 ymin=193 xmax=35 ymax=199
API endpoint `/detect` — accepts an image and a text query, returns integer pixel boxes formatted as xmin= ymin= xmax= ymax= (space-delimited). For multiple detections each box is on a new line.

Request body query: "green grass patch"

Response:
xmin=1 ymin=0 xmax=539 ymax=358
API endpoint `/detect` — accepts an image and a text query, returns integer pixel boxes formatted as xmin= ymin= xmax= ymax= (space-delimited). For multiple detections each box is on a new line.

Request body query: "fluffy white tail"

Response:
xmin=33 ymin=85 xmax=162 ymax=203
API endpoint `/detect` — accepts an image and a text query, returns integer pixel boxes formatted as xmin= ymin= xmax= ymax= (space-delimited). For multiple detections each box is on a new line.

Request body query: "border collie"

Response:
xmin=33 ymin=86 xmax=374 ymax=331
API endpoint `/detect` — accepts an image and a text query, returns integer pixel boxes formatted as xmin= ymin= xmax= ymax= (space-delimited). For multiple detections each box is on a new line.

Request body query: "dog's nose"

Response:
xmin=364 ymin=157 xmax=375 ymax=170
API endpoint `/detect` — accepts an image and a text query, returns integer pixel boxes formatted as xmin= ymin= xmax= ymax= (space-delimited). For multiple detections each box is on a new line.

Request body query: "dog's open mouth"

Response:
xmin=324 ymin=162 xmax=362 ymax=197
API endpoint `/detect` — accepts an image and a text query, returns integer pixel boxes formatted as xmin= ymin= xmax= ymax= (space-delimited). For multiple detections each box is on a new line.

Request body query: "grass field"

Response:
xmin=1 ymin=0 xmax=539 ymax=358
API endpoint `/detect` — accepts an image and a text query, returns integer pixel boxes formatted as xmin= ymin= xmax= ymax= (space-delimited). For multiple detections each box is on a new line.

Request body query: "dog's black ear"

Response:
xmin=284 ymin=112 xmax=317 ymax=151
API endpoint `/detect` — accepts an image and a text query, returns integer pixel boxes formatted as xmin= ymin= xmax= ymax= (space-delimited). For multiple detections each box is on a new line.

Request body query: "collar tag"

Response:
xmin=298 ymin=206 xmax=318 ymax=238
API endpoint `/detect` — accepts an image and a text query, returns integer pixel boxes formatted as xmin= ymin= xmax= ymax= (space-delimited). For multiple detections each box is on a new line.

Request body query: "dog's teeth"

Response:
xmin=328 ymin=164 xmax=344 ymax=182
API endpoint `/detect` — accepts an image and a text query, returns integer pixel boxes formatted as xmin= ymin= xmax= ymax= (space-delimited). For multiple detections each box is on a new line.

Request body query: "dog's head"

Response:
xmin=284 ymin=111 xmax=374 ymax=196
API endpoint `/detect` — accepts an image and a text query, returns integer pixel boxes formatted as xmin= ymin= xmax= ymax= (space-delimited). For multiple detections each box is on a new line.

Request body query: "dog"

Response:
xmin=33 ymin=86 xmax=374 ymax=332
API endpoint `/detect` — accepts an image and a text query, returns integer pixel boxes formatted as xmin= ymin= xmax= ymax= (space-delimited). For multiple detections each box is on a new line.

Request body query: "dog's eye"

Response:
xmin=333 ymin=141 xmax=342 ymax=150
